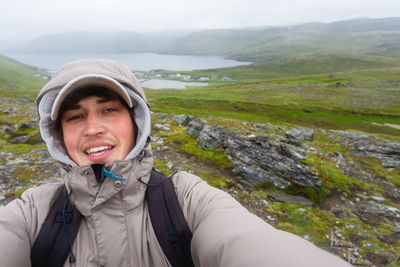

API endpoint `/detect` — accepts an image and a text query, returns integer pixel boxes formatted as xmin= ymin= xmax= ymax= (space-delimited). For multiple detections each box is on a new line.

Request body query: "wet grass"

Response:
xmin=0 ymin=55 xmax=47 ymax=97
xmin=146 ymin=67 xmax=400 ymax=136
xmin=166 ymin=132 xmax=234 ymax=169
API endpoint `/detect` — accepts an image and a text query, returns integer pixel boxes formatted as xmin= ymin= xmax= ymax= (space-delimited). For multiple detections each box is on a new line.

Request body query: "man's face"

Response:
xmin=61 ymin=95 xmax=135 ymax=166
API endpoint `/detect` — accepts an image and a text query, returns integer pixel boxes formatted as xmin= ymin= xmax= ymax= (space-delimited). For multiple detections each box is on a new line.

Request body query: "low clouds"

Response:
xmin=1 ymin=0 xmax=400 ymax=41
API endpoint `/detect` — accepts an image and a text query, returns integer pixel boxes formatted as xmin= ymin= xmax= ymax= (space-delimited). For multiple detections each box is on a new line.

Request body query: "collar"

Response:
xmin=61 ymin=155 xmax=153 ymax=216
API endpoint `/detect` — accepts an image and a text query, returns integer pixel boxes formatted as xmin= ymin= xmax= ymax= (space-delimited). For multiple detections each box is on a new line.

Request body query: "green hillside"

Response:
xmin=163 ymin=31 xmax=400 ymax=62
xmin=159 ymin=18 xmax=400 ymax=61
xmin=147 ymin=63 xmax=400 ymax=136
xmin=179 ymin=53 xmax=400 ymax=82
xmin=0 ymin=55 xmax=48 ymax=98
xmin=230 ymin=32 xmax=400 ymax=61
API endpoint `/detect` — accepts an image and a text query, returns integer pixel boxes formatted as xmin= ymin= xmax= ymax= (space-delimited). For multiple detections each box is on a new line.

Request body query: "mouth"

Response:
xmin=85 ymin=145 xmax=114 ymax=156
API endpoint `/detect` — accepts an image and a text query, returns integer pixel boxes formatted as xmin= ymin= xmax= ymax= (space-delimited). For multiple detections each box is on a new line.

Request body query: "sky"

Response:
xmin=1 ymin=0 xmax=400 ymax=42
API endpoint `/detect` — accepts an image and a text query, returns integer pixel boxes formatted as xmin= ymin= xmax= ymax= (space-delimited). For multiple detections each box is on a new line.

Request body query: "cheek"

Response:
xmin=113 ymin=115 xmax=135 ymax=146
xmin=62 ymin=125 xmax=78 ymax=152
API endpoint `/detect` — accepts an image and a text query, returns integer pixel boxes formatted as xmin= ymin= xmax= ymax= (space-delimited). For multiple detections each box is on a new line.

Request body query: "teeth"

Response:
xmin=86 ymin=146 xmax=111 ymax=155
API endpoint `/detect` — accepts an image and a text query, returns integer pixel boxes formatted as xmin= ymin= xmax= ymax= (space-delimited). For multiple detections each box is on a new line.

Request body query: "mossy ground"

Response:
xmin=151 ymin=112 xmax=400 ymax=265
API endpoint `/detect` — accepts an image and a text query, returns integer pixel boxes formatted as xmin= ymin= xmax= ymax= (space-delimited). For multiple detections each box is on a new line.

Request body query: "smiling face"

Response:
xmin=60 ymin=91 xmax=135 ymax=166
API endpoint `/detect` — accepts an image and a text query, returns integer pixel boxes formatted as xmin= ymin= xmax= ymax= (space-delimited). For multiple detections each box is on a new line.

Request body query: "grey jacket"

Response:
xmin=0 ymin=59 xmax=352 ymax=267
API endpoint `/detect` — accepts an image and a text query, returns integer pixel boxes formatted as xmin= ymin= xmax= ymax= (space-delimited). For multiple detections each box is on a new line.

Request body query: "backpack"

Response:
xmin=30 ymin=169 xmax=194 ymax=267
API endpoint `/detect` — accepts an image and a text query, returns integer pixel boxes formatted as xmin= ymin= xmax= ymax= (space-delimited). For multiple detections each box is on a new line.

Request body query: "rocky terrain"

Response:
xmin=0 ymin=96 xmax=399 ymax=266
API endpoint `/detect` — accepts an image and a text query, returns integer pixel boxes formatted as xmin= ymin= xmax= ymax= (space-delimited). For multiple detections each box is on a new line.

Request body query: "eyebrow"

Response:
xmin=63 ymin=97 xmax=115 ymax=112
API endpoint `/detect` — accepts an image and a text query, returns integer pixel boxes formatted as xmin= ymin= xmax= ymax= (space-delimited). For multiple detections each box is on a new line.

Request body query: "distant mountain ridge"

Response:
xmin=161 ymin=17 xmax=400 ymax=61
xmin=4 ymin=17 xmax=400 ymax=62
xmin=290 ymin=17 xmax=400 ymax=32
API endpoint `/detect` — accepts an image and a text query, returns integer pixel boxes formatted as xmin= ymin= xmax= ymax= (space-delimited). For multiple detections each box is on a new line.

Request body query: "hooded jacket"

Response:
xmin=0 ymin=59 xmax=352 ymax=267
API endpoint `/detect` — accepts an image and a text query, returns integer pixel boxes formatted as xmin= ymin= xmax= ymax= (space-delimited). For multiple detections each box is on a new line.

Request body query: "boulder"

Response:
xmin=293 ymin=151 xmax=307 ymax=160
xmin=19 ymin=120 xmax=39 ymax=129
xmin=172 ymin=114 xmax=195 ymax=126
xmin=153 ymin=124 xmax=171 ymax=131
xmin=1 ymin=108 xmax=13 ymax=114
xmin=268 ymin=193 xmax=313 ymax=206
xmin=276 ymin=144 xmax=295 ymax=159
xmin=0 ymin=165 xmax=17 ymax=180
xmin=333 ymin=130 xmax=371 ymax=141
xmin=394 ymin=223 xmax=400 ymax=233
xmin=224 ymin=134 xmax=322 ymax=189
xmin=286 ymin=128 xmax=314 ymax=141
xmin=281 ymin=138 xmax=303 ymax=147
xmin=248 ymin=135 xmax=271 ymax=149
xmin=1 ymin=126 xmax=15 ymax=135
xmin=185 ymin=119 xmax=207 ymax=138
xmin=382 ymin=159 xmax=400 ymax=169
xmin=231 ymin=159 xmax=291 ymax=189
xmin=372 ymin=196 xmax=386 ymax=203
xmin=353 ymin=140 xmax=400 ymax=156
xmin=197 ymin=125 xmax=222 ymax=149
xmin=8 ymin=134 xmax=30 ymax=144
xmin=358 ymin=200 xmax=400 ymax=220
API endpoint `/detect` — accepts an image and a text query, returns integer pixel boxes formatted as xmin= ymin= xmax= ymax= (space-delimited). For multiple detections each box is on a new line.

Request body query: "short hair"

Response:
xmin=55 ymin=86 xmax=137 ymax=145
xmin=58 ymin=86 xmax=129 ymax=116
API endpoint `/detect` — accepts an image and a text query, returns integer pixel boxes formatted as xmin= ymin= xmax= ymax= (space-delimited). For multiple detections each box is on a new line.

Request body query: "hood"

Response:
xmin=36 ymin=58 xmax=151 ymax=166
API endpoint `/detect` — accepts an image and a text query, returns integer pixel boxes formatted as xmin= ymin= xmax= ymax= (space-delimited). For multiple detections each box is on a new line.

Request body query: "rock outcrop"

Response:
xmin=185 ymin=118 xmax=322 ymax=190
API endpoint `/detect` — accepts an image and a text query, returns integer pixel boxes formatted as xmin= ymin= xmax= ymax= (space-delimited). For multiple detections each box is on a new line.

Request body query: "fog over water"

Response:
xmin=7 ymin=53 xmax=251 ymax=72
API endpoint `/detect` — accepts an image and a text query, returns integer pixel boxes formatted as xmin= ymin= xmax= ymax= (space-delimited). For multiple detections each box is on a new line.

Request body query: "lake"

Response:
xmin=140 ymin=79 xmax=209 ymax=89
xmin=6 ymin=53 xmax=251 ymax=72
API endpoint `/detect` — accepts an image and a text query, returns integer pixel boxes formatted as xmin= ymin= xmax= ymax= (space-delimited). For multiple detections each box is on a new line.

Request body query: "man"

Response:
xmin=0 ymin=58 xmax=352 ymax=266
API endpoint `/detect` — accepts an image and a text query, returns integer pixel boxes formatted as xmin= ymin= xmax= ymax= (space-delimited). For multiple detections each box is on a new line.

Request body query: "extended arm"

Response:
xmin=0 ymin=196 xmax=35 ymax=266
xmin=174 ymin=172 xmax=352 ymax=267
xmin=0 ymin=184 xmax=61 ymax=267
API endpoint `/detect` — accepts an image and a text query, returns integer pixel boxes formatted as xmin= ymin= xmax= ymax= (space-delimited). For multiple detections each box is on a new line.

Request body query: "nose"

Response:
xmin=83 ymin=113 xmax=105 ymax=136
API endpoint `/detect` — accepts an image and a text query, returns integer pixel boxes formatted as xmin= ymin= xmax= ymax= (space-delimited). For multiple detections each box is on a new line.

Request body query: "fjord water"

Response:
xmin=6 ymin=53 xmax=251 ymax=72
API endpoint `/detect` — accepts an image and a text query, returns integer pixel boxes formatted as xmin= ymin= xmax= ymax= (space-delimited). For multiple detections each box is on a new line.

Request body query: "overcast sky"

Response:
xmin=1 ymin=0 xmax=400 ymax=41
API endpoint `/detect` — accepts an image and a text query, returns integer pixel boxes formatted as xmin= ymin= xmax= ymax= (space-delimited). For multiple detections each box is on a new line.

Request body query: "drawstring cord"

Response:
xmin=103 ymin=168 xmax=126 ymax=180
xmin=63 ymin=190 xmax=76 ymax=263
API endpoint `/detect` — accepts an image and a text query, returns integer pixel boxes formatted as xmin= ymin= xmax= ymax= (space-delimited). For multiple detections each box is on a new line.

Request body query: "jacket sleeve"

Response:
xmin=173 ymin=172 xmax=352 ymax=267
xmin=0 ymin=193 xmax=36 ymax=266
xmin=0 ymin=184 xmax=61 ymax=267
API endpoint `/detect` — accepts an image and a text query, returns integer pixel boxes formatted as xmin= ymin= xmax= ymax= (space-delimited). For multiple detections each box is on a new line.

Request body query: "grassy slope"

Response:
xmin=180 ymin=53 xmax=400 ymax=81
xmin=0 ymin=55 xmax=48 ymax=98
xmin=147 ymin=54 xmax=400 ymax=136
xmin=228 ymin=32 xmax=400 ymax=61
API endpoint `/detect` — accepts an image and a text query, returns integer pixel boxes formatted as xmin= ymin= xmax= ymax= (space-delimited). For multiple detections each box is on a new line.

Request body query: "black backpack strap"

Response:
xmin=31 ymin=186 xmax=82 ymax=267
xmin=146 ymin=170 xmax=194 ymax=267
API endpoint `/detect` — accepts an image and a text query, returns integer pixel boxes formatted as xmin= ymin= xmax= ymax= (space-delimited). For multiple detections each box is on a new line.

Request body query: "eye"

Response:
xmin=104 ymin=107 xmax=118 ymax=113
xmin=66 ymin=114 xmax=83 ymax=122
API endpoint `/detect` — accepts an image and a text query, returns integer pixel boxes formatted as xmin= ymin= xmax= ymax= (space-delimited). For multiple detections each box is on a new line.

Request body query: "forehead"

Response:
xmin=59 ymin=87 xmax=126 ymax=113
xmin=74 ymin=95 xmax=120 ymax=107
